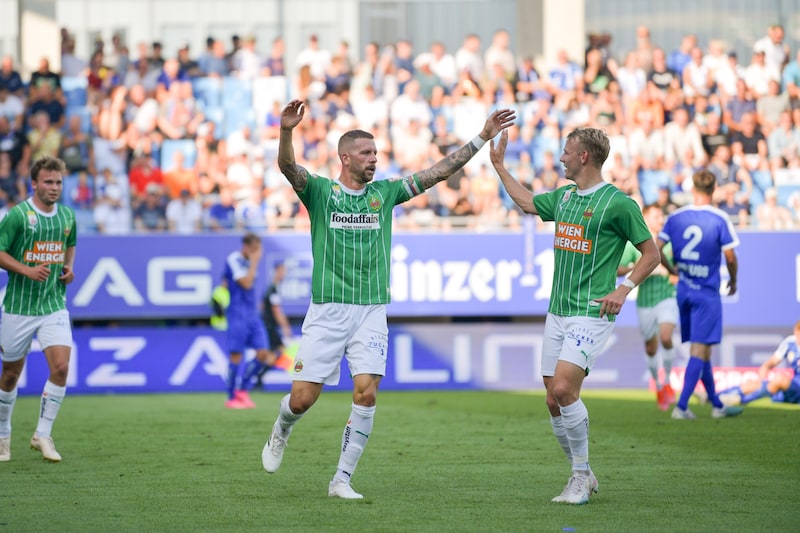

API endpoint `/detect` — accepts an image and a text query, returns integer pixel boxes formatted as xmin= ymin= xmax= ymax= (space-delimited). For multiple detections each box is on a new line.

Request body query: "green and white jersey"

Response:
xmin=297 ymin=172 xmax=422 ymax=304
xmin=619 ymin=240 xmax=676 ymax=308
xmin=0 ymin=199 xmax=77 ymax=315
xmin=534 ymin=182 xmax=651 ymax=320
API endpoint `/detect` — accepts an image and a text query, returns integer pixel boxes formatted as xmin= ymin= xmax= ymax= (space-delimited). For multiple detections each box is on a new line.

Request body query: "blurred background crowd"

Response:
xmin=2 ymin=23 xmax=800 ymax=234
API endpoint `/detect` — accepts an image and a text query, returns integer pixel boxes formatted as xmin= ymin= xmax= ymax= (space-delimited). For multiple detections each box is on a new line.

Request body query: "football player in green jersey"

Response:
xmin=491 ymin=127 xmax=660 ymax=505
xmin=261 ymin=99 xmax=515 ymax=499
xmin=0 ymin=156 xmax=77 ymax=463
xmin=618 ymin=204 xmax=679 ymax=411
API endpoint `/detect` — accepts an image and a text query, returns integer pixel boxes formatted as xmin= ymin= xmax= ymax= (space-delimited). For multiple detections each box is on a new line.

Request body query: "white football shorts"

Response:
xmin=292 ymin=303 xmax=388 ymax=385
xmin=541 ymin=313 xmax=615 ymax=377
xmin=0 ymin=310 xmax=73 ymax=362
xmin=636 ymin=298 xmax=679 ymax=341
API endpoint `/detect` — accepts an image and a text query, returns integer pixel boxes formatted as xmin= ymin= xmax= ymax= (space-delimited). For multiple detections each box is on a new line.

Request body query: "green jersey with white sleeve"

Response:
xmin=297 ymin=172 xmax=423 ymax=305
xmin=0 ymin=199 xmax=77 ymax=315
xmin=619 ymin=240 xmax=676 ymax=308
xmin=534 ymin=182 xmax=651 ymax=321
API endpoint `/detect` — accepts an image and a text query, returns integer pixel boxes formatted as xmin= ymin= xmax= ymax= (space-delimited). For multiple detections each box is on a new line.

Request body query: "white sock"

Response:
xmin=560 ymin=399 xmax=589 ymax=472
xmin=550 ymin=415 xmax=572 ymax=464
xmin=661 ymin=347 xmax=675 ymax=383
xmin=334 ymin=403 xmax=375 ymax=483
xmin=0 ymin=387 xmax=17 ymax=438
xmin=277 ymin=394 xmax=303 ymax=435
xmin=647 ymin=354 xmax=661 ymax=388
xmin=35 ymin=381 xmax=66 ymax=438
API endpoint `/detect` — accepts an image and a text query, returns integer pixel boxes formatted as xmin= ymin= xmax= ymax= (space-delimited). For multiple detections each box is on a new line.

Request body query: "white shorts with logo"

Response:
xmin=636 ymin=298 xmax=679 ymax=341
xmin=541 ymin=313 xmax=615 ymax=377
xmin=0 ymin=310 xmax=73 ymax=362
xmin=293 ymin=303 xmax=388 ymax=386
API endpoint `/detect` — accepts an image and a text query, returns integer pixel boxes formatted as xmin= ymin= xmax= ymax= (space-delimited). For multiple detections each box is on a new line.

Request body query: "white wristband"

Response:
xmin=471 ymin=135 xmax=487 ymax=150
xmin=621 ymin=278 xmax=637 ymax=290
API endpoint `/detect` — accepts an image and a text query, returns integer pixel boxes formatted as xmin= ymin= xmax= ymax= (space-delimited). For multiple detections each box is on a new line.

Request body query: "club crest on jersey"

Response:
xmin=26 ymin=210 xmax=37 ymax=229
xmin=582 ymin=206 xmax=594 ymax=219
xmin=368 ymin=194 xmax=381 ymax=211
xmin=294 ymin=360 xmax=304 ymax=373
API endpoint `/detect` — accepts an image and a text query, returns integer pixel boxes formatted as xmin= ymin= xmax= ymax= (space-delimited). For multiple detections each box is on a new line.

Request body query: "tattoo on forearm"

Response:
xmin=280 ymin=163 xmax=309 ymax=190
xmin=416 ymin=142 xmax=479 ymax=190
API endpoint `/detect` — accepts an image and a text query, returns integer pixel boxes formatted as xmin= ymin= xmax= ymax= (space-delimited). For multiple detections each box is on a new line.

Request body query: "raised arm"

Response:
xmin=277 ymin=99 xmax=310 ymax=192
xmin=489 ymin=130 xmax=538 ymax=215
xmin=414 ymin=108 xmax=516 ymax=190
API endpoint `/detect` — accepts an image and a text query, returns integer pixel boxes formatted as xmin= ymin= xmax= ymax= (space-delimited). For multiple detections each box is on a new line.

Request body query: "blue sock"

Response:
xmin=241 ymin=359 xmax=266 ymax=391
xmin=701 ymin=360 xmax=723 ymax=408
xmin=742 ymin=381 xmax=770 ymax=404
xmin=226 ymin=362 xmax=239 ymax=399
xmin=678 ymin=357 xmax=704 ymax=410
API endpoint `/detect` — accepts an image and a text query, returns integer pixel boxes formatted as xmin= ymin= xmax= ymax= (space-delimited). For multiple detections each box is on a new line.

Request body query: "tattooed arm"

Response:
xmin=414 ymin=108 xmax=517 ymax=191
xmin=277 ymin=99 xmax=309 ymax=192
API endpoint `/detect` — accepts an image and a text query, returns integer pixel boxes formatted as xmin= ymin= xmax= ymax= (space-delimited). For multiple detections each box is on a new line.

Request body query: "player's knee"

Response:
xmin=353 ymin=389 xmax=377 ymax=407
xmin=49 ymin=360 xmax=70 ymax=383
xmin=0 ymin=367 xmax=21 ymax=390
xmin=551 ymin=382 xmax=578 ymax=407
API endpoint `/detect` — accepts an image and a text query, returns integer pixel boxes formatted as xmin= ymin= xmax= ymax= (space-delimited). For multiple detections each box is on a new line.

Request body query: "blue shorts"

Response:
xmin=226 ymin=314 xmax=268 ymax=354
xmin=772 ymin=376 xmax=800 ymax=404
xmin=677 ymin=288 xmax=722 ymax=345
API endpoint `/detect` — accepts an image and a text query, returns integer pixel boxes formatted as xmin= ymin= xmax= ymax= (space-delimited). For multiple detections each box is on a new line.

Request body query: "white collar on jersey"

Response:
xmin=26 ymin=197 xmax=60 ymax=218
xmin=335 ymin=179 xmax=367 ymax=196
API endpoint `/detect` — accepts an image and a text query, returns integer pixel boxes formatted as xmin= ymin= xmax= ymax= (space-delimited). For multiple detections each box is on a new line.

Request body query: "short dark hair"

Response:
xmin=692 ymin=170 xmax=716 ymax=196
xmin=242 ymin=232 xmax=260 ymax=246
xmin=338 ymin=129 xmax=374 ymax=155
xmin=30 ymin=156 xmax=66 ymax=181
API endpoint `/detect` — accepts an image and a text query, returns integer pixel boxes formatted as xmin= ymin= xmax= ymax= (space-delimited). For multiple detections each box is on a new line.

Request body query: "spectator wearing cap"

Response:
xmin=133 ymin=183 xmax=168 ymax=232
xmin=149 ymin=41 xmax=165 ymax=71
xmin=178 ymin=42 xmax=201 ymax=78
xmin=166 ymin=188 xmax=203 ymax=234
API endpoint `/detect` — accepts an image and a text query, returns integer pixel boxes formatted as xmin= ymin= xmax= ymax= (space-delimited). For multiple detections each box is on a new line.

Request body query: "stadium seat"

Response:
xmin=160 ymin=139 xmax=197 ymax=171
xmin=65 ymin=105 xmax=93 ymax=135
xmin=61 ymin=76 xmax=88 ymax=109
xmin=222 ymin=76 xmax=253 ymax=111
xmin=192 ymin=76 xmax=223 ymax=109
xmin=223 ymin=106 xmax=256 ymax=138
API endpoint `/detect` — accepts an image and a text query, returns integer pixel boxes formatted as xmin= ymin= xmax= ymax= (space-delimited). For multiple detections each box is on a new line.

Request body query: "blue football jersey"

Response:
xmin=223 ymin=250 xmax=258 ymax=318
xmin=659 ymin=205 xmax=739 ymax=293
xmin=775 ymin=335 xmax=800 ymax=376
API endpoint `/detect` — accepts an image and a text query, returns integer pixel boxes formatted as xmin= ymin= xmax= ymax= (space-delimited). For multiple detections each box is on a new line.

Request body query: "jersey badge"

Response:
xmin=582 ymin=206 xmax=594 ymax=220
xmin=294 ymin=359 xmax=304 ymax=373
xmin=26 ymin=210 xmax=38 ymax=230
xmin=562 ymin=190 xmax=572 ymax=203
xmin=368 ymin=193 xmax=381 ymax=211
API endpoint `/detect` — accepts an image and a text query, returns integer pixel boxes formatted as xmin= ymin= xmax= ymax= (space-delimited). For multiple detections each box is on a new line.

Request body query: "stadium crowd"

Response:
xmin=1 ymin=24 xmax=800 ymax=234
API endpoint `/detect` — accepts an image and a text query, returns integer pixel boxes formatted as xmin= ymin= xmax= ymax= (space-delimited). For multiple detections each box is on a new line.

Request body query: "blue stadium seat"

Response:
xmin=192 ymin=77 xmax=223 ymax=109
xmin=222 ymin=76 xmax=252 ymax=110
xmin=65 ymin=105 xmax=93 ymax=135
xmin=160 ymin=139 xmax=197 ymax=172
xmin=223 ymin=107 xmax=256 ymax=138
xmin=61 ymin=76 xmax=88 ymax=109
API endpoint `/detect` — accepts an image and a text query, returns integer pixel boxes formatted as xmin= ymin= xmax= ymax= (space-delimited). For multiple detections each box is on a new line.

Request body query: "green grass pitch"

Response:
xmin=2 ymin=389 xmax=798 ymax=532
